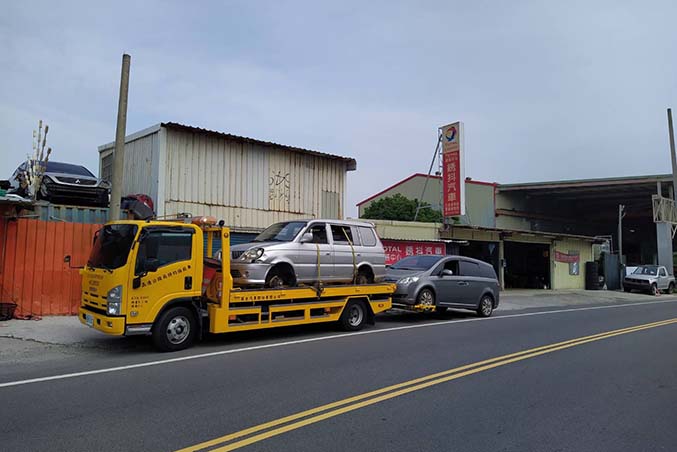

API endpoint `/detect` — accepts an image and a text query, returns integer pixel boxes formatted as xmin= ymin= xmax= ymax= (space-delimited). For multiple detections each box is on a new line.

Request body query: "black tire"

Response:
xmin=355 ymin=267 xmax=374 ymax=285
xmin=339 ymin=300 xmax=367 ymax=331
xmin=416 ymin=288 xmax=435 ymax=308
xmin=624 ymin=287 xmax=632 ymax=293
xmin=265 ymin=266 xmax=295 ymax=288
xmin=477 ymin=295 xmax=494 ymax=317
xmin=649 ymin=283 xmax=658 ymax=296
xmin=668 ymin=283 xmax=674 ymax=295
xmin=152 ymin=306 xmax=196 ymax=352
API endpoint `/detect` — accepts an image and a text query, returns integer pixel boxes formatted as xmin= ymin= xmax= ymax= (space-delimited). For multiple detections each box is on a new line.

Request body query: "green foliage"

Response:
xmin=361 ymin=193 xmax=443 ymax=223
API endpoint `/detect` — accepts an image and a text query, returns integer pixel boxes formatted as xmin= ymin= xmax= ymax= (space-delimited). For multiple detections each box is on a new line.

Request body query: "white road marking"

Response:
xmin=1 ymin=298 xmax=676 ymax=389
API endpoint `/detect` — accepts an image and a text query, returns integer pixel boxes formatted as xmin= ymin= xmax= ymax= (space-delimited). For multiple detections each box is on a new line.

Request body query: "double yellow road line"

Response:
xmin=177 ymin=317 xmax=677 ymax=452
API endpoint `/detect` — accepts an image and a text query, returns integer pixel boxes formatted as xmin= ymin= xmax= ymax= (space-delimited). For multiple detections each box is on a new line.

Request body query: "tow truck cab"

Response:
xmin=79 ymin=221 xmax=203 ymax=338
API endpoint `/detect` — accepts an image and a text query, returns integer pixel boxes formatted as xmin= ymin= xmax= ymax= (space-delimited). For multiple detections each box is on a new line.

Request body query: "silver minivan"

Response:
xmin=220 ymin=219 xmax=386 ymax=287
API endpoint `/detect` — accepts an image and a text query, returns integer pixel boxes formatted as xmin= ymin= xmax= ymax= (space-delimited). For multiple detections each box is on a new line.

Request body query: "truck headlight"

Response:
xmin=107 ymin=285 xmax=122 ymax=315
xmin=398 ymin=276 xmax=420 ymax=286
xmin=241 ymin=248 xmax=264 ymax=262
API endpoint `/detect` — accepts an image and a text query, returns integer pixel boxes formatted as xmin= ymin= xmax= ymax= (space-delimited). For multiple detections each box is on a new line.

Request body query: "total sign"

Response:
xmin=440 ymin=121 xmax=465 ymax=217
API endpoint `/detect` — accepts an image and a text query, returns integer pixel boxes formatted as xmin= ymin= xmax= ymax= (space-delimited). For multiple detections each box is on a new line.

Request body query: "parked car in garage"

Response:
xmin=216 ymin=219 xmax=386 ymax=287
xmin=623 ymin=265 xmax=675 ymax=295
xmin=386 ymin=255 xmax=500 ymax=317
xmin=9 ymin=160 xmax=110 ymax=207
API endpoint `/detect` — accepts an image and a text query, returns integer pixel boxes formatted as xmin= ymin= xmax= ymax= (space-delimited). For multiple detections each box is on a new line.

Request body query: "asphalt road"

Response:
xmin=2 ymin=299 xmax=677 ymax=451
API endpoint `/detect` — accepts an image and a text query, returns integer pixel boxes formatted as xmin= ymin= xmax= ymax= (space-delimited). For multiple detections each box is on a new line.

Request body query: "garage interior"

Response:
xmin=503 ymin=241 xmax=551 ymax=289
xmin=497 ymin=175 xmax=675 ymax=269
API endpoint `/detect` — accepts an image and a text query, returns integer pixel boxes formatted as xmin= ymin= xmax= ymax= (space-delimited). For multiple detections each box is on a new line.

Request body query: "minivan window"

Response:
xmin=479 ymin=265 xmax=497 ymax=279
xmin=441 ymin=260 xmax=459 ymax=275
xmin=306 ymin=223 xmax=329 ymax=244
xmin=254 ymin=221 xmax=307 ymax=242
xmin=331 ymin=225 xmax=354 ymax=244
xmin=460 ymin=261 xmax=481 ymax=277
xmin=359 ymin=226 xmax=377 ymax=246
xmin=391 ymin=255 xmax=443 ymax=271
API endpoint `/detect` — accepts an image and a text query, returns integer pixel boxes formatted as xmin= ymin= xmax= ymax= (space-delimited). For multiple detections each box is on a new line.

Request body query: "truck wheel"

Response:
xmin=650 ymin=283 xmax=658 ymax=296
xmin=668 ymin=283 xmax=674 ymax=294
xmin=624 ymin=287 xmax=631 ymax=293
xmin=339 ymin=300 xmax=367 ymax=331
xmin=477 ymin=295 xmax=494 ymax=317
xmin=153 ymin=306 xmax=196 ymax=352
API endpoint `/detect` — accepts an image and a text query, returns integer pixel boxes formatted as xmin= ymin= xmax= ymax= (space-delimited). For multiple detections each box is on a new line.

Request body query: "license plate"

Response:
xmin=85 ymin=313 xmax=94 ymax=327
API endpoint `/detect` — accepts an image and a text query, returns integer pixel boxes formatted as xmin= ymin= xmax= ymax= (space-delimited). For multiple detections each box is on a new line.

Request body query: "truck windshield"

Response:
xmin=253 ymin=221 xmax=307 ymax=242
xmin=633 ymin=266 xmax=658 ymax=276
xmin=88 ymin=224 xmax=138 ymax=270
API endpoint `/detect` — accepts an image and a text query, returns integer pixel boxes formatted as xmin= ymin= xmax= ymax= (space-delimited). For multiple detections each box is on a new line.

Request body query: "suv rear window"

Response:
xmin=460 ymin=261 xmax=481 ymax=277
xmin=358 ymin=226 xmax=377 ymax=246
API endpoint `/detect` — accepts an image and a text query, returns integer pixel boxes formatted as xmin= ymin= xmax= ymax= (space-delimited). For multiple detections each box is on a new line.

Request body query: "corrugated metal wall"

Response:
xmin=100 ymin=131 xmax=160 ymax=202
xmin=0 ymin=219 xmax=100 ymax=316
xmin=163 ymin=128 xmax=347 ymax=229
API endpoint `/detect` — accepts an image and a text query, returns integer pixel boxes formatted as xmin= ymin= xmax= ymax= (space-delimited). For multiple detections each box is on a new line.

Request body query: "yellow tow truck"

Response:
xmin=78 ymin=219 xmax=395 ymax=351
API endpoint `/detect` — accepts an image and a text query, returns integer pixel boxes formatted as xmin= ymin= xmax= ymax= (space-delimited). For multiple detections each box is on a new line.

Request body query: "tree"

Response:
xmin=361 ymin=193 xmax=443 ymax=223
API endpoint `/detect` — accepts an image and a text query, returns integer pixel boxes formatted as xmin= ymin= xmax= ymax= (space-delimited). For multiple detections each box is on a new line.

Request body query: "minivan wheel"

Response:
xmin=355 ymin=268 xmax=374 ymax=285
xmin=416 ymin=288 xmax=435 ymax=308
xmin=265 ymin=266 xmax=295 ymax=288
xmin=477 ymin=295 xmax=494 ymax=317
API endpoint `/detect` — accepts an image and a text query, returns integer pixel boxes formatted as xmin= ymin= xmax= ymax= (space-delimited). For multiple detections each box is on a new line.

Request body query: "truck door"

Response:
xmin=128 ymin=226 xmax=200 ymax=325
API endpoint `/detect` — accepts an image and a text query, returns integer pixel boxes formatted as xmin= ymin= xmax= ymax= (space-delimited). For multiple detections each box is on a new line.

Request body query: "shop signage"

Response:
xmin=382 ymin=239 xmax=445 ymax=265
xmin=440 ymin=121 xmax=465 ymax=217
xmin=554 ymin=251 xmax=580 ymax=264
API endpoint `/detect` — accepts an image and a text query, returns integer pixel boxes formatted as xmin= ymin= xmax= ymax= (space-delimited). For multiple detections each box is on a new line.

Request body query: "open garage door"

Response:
xmin=504 ymin=241 xmax=551 ymax=289
xmin=458 ymin=240 xmax=500 ymax=279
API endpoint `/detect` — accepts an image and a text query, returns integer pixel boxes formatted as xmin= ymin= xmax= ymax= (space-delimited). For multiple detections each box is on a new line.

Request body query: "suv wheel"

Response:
xmin=355 ymin=267 xmax=374 ymax=285
xmin=265 ymin=266 xmax=295 ymax=288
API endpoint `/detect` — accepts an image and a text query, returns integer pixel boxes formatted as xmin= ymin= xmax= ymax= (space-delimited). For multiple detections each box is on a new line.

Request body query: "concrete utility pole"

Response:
xmin=618 ymin=204 xmax=625 ymax=289
xmin=669 ymin=109 xmax=677 ymax=201
xmin=109 ymin=53 xmax=131 ymax=221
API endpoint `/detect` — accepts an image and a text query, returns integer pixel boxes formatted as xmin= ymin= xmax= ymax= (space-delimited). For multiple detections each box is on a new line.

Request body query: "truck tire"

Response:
xmin=152 ymin=306 xmax=196 ymax=352
xmin=649 ymin=283 xmax=658 ymax=296
xmin=668 ymin=283 xmax=675 ymax=294
xmin=339 ymin=300 xmax=367 ymax=331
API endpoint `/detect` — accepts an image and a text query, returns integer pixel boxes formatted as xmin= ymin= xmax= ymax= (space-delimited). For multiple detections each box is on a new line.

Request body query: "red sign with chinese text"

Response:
xmin=554 ymin=251 xmax=579 ymax=263
xmin=443 ymin=151 xmax=461 ymax=216
xmin=382 ymin=240 xmax=445 ymax=265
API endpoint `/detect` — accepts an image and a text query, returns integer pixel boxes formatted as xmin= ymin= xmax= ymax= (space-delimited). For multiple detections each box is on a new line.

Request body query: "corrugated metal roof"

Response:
xmin=498 ymin=174 xmax=673 ymax=191
xmin=161 ymin=122 xmax=357 ymax=171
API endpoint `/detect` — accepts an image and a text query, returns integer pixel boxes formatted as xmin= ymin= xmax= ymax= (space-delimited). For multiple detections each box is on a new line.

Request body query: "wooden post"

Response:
xmin=109 ymin=54 xmax=131 ymax=221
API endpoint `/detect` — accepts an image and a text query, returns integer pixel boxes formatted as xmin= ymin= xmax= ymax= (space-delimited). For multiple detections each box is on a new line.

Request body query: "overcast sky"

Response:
xmin=2 ymin=1 xmax=676 ymax=217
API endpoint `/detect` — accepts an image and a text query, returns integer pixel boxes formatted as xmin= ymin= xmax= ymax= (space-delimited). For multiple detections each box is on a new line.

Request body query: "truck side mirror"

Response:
xmin=300 ymin=232 xmax=314 ymax=243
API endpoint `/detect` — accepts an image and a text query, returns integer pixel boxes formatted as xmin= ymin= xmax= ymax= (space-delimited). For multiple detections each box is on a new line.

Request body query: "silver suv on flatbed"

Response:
xmin=217 ymin=219 xmax=386 ymax=287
